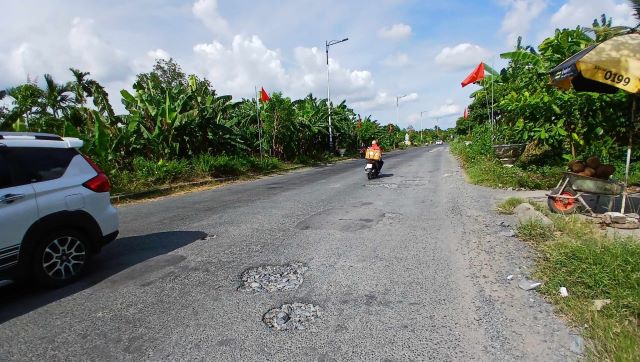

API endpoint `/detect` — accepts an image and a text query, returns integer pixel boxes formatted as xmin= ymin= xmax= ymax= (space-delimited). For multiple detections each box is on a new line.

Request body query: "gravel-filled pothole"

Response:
xmin=238 ymin=263 xmax=308 ymax=292
xmin=263 ymin=303 xmax=321 ymax=330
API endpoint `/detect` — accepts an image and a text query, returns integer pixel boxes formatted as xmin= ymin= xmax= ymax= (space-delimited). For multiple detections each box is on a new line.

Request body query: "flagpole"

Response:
xmin=254 ymin=86 xmax=263 ymax=159
xmin=491 ymin=57 xmax=495 ymax=128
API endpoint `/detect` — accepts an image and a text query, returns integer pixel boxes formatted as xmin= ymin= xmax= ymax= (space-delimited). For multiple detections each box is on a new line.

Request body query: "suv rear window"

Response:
xmin=5 ymin=147 xmax=78 ymax=186
xmin=0 ymin=153 xmax=10 ymax=189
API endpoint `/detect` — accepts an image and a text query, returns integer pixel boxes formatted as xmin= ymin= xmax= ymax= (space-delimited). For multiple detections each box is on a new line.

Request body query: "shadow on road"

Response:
xmin=0 ymin=230 xmax=206 ymax=324
xmin=377 ymin=173 xmax=394 ymax=178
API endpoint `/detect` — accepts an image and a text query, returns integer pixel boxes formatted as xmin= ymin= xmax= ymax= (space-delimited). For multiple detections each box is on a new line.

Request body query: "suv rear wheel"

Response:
xmin=32 ymin=229 xmax=91 ymax=287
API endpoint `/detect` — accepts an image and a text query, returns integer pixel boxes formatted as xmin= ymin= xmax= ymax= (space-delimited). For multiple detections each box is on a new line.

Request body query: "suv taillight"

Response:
xmin=81 ymin=154 xmax=111 ymax=193
xmin=83 ymin=173 xmax=111 ymax=192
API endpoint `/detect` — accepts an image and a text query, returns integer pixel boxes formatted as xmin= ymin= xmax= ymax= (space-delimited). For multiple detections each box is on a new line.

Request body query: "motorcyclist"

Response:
xmin=368 ymin=140 xmax=384 ymax=172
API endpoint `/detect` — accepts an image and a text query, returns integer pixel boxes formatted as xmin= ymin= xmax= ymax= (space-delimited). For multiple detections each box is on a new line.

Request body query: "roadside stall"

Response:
xmin=547 ymin=32 xmax=640 ymax=216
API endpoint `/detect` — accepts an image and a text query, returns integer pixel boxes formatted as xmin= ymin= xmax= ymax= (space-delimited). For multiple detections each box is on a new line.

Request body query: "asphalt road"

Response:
xmin=0 ymin=145 xmax=576 ymax=361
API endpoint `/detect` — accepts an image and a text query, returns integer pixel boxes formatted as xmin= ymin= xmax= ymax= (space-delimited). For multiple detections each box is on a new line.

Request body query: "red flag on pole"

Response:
xmin=260 ymin=87 xmax=270 ymax=102
xmin=464 ymin=107 xmax=468 ymax=119
xmin=461 ymin=63 xmax=485 ymax=87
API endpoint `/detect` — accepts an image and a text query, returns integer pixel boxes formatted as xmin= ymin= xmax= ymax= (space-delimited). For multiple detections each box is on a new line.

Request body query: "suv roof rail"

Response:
xmin=0 ymin=132 xmax=64 ymax=141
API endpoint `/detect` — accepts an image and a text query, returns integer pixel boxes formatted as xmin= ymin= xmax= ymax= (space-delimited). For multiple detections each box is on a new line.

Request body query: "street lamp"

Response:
xmin=396 ymin=94 xmax=408 ymax=127
xmin=419 ymin=110 xmax=428 ymax=143
xmin=326 ymin=37 xmax=349 ymax=152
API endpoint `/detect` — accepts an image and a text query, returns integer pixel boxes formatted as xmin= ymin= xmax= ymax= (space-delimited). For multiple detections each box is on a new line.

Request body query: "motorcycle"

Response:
xmin=365 ymin=160 xmax=380 ymax=179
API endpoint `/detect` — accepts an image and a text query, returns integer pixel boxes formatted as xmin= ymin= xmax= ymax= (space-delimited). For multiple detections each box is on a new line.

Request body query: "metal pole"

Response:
xmin=420 ymin=110 xmax=428 ymax=144
xmin=396 ymin=94 xmax=407 ymax=126
xmin=254 ymin=86 xmax=263 ymax=159
xmin=326 ymin=41 xmax=333 ymax=152
xmin=396 ymin=97 xmax=399 ymax=126
xmin=622 ymin=96 xmax=637 ymax=214
xmin=325 ymin=38 xmax=348 ymax=152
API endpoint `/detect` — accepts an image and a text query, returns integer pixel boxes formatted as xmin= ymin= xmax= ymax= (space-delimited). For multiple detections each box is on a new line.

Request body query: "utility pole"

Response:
xmin=419 ymin=110 xmax=428 ymax=144
xmin=326 ymin=38 xmax=349 ymax=152
xmin=396 ymin=94 xmax=408 ymax=126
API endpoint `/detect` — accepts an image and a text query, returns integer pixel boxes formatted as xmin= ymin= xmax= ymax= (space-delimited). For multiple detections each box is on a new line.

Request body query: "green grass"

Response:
xmin=109 ymin=154 xmax=286 ymax=194
xmin=514 ymin=210 xmax=640 ymax=360
xmin=496 ymin=197 xmax=526 ymax=214
xmin=451 ymin=139 xmax=564 ymax=190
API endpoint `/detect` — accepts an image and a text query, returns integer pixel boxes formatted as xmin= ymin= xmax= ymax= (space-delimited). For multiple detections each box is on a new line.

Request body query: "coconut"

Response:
xmin=596 ymin=164 xmax=615 ymax=179
xmin=586 ymin=156 xmax=601 ymax=170
xmin=584 ymin=167 xmax=596 ymax=177
xmin=568 ymin=160 xmax=585 ymax=173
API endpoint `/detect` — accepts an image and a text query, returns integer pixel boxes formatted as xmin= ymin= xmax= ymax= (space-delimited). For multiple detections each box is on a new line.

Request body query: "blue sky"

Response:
xmin=0 ymin=0 xmax=636 ymax=129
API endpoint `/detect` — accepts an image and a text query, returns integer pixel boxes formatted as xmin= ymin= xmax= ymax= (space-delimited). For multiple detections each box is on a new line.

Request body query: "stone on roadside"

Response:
xmin=559 ymin=287 xmax=569 ymax=297
xmin=626 ymin=217 xmax=639 ymax=225
xmin=518 ymin=278 xmax=542 ymax=291
xmin=506 ymin=274 xmax=514 ymax=281
xmin=604 ymin=212 xmax=627 ymax=224
xmin=513 ymin=203 xmax=554 ymax=227
xmin=626 ymin=213 xmax=640 ymax=220
xmin=591 ymin=299 xmax=612 ymax=311
xmin=499 ymin=230 xmax=516 ymax=237
xmin=570 ymin=335 xmax=585 ymax=355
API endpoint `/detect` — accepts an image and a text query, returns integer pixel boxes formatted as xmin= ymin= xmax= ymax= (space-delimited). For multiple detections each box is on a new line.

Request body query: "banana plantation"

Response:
xmin=0 ymin=59 xmax=426 ymax=192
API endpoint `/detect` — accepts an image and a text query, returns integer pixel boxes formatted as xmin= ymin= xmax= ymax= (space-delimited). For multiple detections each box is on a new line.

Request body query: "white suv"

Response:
xmin=0 ymin=132 xmax=119 ymax=287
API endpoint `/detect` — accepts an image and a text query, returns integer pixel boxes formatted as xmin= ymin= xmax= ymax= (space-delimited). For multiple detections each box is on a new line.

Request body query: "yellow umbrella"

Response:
xmin=550 ymin=33 xmax=640 ymax=94
xmin=549 ymin=32 xmax=640 ymax=213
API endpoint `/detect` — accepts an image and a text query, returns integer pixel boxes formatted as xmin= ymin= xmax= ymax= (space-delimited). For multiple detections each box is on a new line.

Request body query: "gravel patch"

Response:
xmin=263 ymin=303 xmax=321 ymax=331
xmin=238 ymin=263 xmax=308 ymax=293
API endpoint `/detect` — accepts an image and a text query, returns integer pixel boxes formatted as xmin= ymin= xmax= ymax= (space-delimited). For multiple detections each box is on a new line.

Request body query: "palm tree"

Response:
xmin=68 ymin=68 xmax=93 ymax=106
xmin=42 ymin=74 xmax=71 ymax=119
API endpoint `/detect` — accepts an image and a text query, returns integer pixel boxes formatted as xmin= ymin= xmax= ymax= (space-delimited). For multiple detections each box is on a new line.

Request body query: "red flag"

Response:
xmin=260 ymin=87 xmax=270 ymax=102
xmin=464 ymin=107 xmax=468 ymax=119
xmin=461 ymin=63 xmax=485 ymax=87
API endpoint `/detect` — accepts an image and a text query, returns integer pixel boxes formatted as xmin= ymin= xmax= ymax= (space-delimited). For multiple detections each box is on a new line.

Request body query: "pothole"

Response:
xmin=400 ymin=180 xmax=428 ymax=187
xmin=238 ymin=263 xmax=308 ymax=292
xmin=296 ymin=207 xmax=386 ymax=232
xmin=263 ymin=303 xmax=321 ymax=331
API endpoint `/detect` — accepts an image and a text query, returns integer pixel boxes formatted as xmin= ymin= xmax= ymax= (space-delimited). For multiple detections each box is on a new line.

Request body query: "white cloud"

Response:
xmin=378 ymin=23 xmax=412 ymax=40
xmin=428 ymin=99 xmax=462 ymax=118
xmin=192 ymin=0 xmax=231 ymax=38
xmin=68 ymin=18 xmax=130 ymax=82
xmin=435 ymin=43 xmax=492 ymax=71
xmin=352 ymin=91 xmax=418 ymax=114
xmin=132 ymin=48 xmax=172 ymax=74
xmin=500 ymin=0 xmax=548 ymax=46
xmin=147 ymin=49 xmax=171 ymax=61
xmin=383 ymin=53 xmax=410 ymax=67
xmin=291 ymin=46 xmax=375 ymax=101
xmin=193 ymin=35 xmax=288 ymax=96
xmin=550 ymin=0 xmax=635 ymax=30
xmin=1 ymin=43 xmax=48 ymax=85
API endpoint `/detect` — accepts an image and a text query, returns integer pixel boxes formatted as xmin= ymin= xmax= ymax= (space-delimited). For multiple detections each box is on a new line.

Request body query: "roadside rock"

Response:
xmin=514 ymin=203 xmax=553 ymax=227
xmin=499 ymin=230 xmax=516 ymax=237
xmin=570 ymin=335 xmax=585 ymax=355
xmin=518 ymin=278 xmax=542 ymax=291
xmin=263 ymin=303 xmax=321 ymax=331
xmin=604 ymin=212 xmax=627 ymax=224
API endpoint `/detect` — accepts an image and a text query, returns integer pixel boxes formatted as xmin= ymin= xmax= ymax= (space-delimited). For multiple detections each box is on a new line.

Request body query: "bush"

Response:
xmin=451 ymin=125 xmax=564 ymax=190
xmin=132 ymin=158 xmax=192 ymax=184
